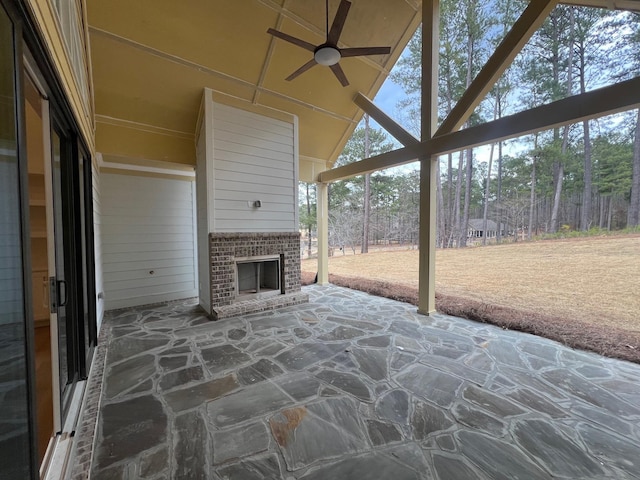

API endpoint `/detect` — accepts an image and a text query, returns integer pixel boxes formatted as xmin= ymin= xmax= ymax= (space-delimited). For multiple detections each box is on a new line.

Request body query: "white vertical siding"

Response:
xmin=92 ymin=161 xmax=104 ymax=330
xmin=101 ymin=173 xmax=198 ymax=309
xmin=212 ymin=102 xmax=297 ymax=233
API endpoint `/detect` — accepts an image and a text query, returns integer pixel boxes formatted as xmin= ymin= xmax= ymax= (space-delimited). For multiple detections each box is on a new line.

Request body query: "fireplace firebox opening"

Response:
xmin=235 ymin=255 xmax=283 ymax=301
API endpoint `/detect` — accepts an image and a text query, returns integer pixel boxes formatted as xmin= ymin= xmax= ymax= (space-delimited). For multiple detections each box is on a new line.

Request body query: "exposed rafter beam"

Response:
xmin=327 ymin=7 xmax=423 ymax=164
xmin=354 ymin=93 xmax=419 ymax=146
xmin=319 ymin=76 xmax=640 ymax=182
xmin=436 ymin=0 xmax=557 ymax=136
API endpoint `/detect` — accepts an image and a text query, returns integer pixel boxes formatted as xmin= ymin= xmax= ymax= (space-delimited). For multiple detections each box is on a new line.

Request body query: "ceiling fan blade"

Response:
xmin=267 ymin=28 xmax=316 ymax=52
xmin=327 ymin=0 xmax=351 ymax=44
xmin=340 ymin=46 xmax=392 ymax=58
xmin=330 ymin=63 xmax=349 ymax=87
xmin=286 ymin=59 xmax=318 ymax=81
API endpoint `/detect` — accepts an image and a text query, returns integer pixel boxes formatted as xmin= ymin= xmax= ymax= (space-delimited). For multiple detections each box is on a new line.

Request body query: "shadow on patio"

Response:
xmin=81 ymin=285 xmax=640 ymax=479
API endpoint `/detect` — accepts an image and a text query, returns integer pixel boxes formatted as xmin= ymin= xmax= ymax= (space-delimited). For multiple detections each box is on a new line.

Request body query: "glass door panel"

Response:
xmin=77 ymin=154 xmax=95 ymax=374
xmin=0 ymin=4 xmax=35 ymax=478
xmin=51 ymin=129 xmax=75 ymax=414
xmin=25 ymin=71 xmax=55 ymax=465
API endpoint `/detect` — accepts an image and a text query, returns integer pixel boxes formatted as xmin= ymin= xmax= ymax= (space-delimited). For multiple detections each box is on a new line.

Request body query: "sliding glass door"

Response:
xmin=0 ymin=3 xmax=36 ymax=478
xmin=77 ymin=153 xmax=96 ymax=375
xmin=0 ymin=1 xmax=97 ymax=475
xmin=51 ymin=126 xmax=77 ymax=415
xmin=49 ymin=123 xmax=96 ymax=416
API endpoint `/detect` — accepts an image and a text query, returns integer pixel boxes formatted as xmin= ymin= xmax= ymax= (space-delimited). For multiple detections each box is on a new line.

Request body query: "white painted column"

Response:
xmin=316 ymin=182 xmax=329 ymax=285
xmin=418 ymin=158 xmax=437 ymax=314
xmin=418 ymin=0 xmax=439 ymax=315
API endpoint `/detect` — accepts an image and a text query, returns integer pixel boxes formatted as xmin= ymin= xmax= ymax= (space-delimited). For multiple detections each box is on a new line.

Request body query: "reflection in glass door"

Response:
xmin=51 ymin=128 xmax=77 ymax=416
xmin=24 ymin=70 xmax=56 ymax=466
xmin=77 ymin=154 xmax=96 ymax=373
xmin=0 ymin=3 xmax=36 ymax=478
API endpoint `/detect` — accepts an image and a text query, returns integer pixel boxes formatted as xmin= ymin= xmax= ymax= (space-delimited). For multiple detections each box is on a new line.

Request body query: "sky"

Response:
xmin=375 ymin=77 xmax=407 ymax=124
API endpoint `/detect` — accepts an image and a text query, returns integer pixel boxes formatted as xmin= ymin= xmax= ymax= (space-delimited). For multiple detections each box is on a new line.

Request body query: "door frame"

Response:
xmin=24 ymin=48 xmax=82 ymax=474
xmin=2 ymin=0 xmax=39 ymax=477
xmin=3 ymin=0 xmax=98 ymax=476
xmin=26 ymin=70 xmax=65 ymax=435
xmin=25 ymin=44 xmax=98 ymax=433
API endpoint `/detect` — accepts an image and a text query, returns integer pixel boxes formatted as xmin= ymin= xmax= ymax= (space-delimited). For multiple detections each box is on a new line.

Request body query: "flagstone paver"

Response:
xmin=89 ymin=285 xmax=640 ymax=479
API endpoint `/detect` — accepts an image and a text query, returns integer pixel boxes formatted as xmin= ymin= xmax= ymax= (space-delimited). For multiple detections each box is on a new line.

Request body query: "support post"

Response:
xmin=418 ymin=0 xmax=439 ymax=315
xmin=316 ymin=182 xmax=329 ymax=285
xmin=418 ymin=157 xmax=437 ymax=314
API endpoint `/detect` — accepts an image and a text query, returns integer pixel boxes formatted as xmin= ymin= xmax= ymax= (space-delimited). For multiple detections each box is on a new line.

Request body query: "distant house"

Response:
xmin=467 ymin=219 xmax=507 ymax=240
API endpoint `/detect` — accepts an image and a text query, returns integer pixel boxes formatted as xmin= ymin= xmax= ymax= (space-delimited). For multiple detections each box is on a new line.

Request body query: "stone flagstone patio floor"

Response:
xmin=88 ymin=285 xmax=640 ymax=479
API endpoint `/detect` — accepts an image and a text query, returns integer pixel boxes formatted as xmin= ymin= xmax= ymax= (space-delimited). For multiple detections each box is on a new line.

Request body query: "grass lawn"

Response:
xmin=301 ymin=234 xmax=640 ymax=362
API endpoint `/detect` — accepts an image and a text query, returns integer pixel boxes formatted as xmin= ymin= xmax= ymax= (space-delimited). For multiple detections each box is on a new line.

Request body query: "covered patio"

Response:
xmin=71 ymin=285 xmax=640 ymax=479
xmin=6 ymin=0 xmax=640 ymax=477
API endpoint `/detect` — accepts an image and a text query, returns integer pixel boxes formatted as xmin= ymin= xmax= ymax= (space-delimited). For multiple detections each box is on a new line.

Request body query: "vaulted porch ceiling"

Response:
xmin=88 ymin=0 xmax=640 ymax=178
xmin=87 ymin=0 xmax=422 ymax=175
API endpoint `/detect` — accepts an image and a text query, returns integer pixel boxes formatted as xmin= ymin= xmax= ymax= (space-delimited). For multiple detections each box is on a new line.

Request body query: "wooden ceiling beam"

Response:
xmin=319 ymin=75 xmax=640 ymax=182
xmin=354 ymin=92 xmax=419 ymax=146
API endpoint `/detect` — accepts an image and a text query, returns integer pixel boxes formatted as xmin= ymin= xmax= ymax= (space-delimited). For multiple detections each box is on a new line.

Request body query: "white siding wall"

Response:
xmin=212 ymin=102 xmax=297 ymax=232
xmin=101 ymin=173 xmax=198 ymax=309
xmin=92 ymin=162 xmax=104 ymax=329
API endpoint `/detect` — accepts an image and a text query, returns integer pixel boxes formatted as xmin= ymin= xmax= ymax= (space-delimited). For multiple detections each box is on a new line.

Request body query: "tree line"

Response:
xmin=300 ymin=1 xmax=640 ymax=253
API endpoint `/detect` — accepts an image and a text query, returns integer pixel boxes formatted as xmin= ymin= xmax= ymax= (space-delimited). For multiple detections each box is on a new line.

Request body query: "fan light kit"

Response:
xmin=267 ymin=0 xmax=391 ymax=87
xmin=315 ymin=46 xmax=341 ymax=66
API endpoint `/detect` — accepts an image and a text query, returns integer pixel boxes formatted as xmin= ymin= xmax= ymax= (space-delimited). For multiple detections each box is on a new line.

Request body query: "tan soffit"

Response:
xmin=561 ymin=0 xmax=640 ymax=11
xmin=87 ymin=0 xmax=422 ymax=170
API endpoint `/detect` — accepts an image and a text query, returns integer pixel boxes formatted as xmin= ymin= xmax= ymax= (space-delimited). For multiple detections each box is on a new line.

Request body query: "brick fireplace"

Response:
xmin=196 ymin=92 xmax=308 ymax=320
xmin=208 ymin=232 xmax=308 ymax=320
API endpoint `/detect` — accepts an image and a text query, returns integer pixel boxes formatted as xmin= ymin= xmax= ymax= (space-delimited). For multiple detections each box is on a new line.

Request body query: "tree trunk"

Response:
xmin=529 ymin=155 xmax=536 ymax=240
xmin=482 ymin=93 xmax=499 ymax=246
xmin=447 ymin=153 xmax=453 ymax=247
xmin=627 ymin=109 xmax=640 ymax=227
xmin=550 ymin=8 xmax=574 ymax=233
xmin=495 ymin=87 xmax=504 ymax=243
xmin=436 ymin=159 xmax=446 ymax=248
xmin=461 ymin=148 xmax=473 ymax=248
xmin=496 ymin=141 xmax=503 ymax=243
xmin=459 ymin=25 xmax=475 ymax=249
xmin=550 ymin=162 xmax=565 ymax=233
xmin=581 ymin=119 xmax=592 ymax=230
xmin=598 ymin=193 xmax=604 ymax=228
xmin=454 ymin=150 xmax=464 ymax=246
xmin=578 ymin=25 xmax=593 ymax=231
xmin=482 ymin=143 xmax=495 ymax=246
xmin=361 ymin=114 xmax=371 ymax=253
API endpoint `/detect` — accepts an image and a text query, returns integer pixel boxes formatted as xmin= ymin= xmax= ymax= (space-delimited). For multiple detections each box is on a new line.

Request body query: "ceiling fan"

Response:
xmin=267 ymin=0 xmax=391 ymax=87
